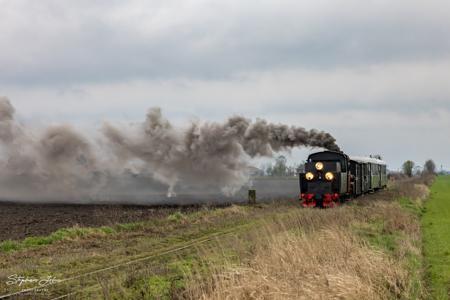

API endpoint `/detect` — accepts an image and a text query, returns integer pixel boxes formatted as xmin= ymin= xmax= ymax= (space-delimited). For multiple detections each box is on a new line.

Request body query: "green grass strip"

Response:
xmin=422 ymin=175 xmax=450 ymax=299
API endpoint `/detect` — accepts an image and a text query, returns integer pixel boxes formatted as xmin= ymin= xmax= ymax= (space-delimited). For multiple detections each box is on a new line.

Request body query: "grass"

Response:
xmin=184 ymin=179 xmax=432 ymax=299
xmin=185 ymin=209 xmax=417 ymax=299
xmin=167 ymin=211 xmax=187 ymax=222
xmin=0 ymin=226 xmax=117 ymax=253
xmin=0 ymin=177 xmax=435 ymax=299
xmin=130 ymin=275 xmax=173 ymax=300
xmin=0 ymin=207 xmax=241 ymax=254
xmin=0 ymin=203 xmax=287 ymax=298
xmin=422 ymin=175 xmax=450 ymax=299
xmin=399 ymin=196 xmax=424 ymax=216
xmin=353 ymin=219 xmax=399 ymax=253
xmin=0 ymin=240 xmax=20 ymax=252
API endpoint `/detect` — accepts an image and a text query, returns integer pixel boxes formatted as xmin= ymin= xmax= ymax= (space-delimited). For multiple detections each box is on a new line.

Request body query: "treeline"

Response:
xmin=390 ymin=159 xmax=444 ymax=179
xmin=402 ymin=159 xmax=439 ymax=177
xmin=258 ymin=155 xmax=303 ymax=177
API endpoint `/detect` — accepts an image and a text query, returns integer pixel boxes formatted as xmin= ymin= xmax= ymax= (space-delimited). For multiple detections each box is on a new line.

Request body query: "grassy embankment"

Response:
xmin=186 ymin=177 xmax=431 ymax=299
xmin=0 ymin=177 xmax=434 ymax=299
xmin=422 ymin=175 xmax=450 ymax=299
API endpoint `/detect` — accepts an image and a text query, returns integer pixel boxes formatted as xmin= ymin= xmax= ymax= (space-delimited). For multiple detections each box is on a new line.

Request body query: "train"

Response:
xmin=299 ymin=150 xmax=387 ymax=208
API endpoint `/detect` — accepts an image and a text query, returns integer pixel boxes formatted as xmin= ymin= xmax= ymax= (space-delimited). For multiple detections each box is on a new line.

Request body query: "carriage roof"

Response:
xmin=350 ymin=156 xmax=386 ymax=165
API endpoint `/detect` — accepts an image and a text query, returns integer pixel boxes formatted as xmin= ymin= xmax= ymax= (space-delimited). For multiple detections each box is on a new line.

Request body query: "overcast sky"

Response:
xmin=1 ymin=0 xmax=450 ymax=170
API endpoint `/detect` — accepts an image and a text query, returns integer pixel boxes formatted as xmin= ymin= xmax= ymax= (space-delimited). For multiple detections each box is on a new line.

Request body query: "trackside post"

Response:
xmin=248 ymin=189 xmax=256 ymax=204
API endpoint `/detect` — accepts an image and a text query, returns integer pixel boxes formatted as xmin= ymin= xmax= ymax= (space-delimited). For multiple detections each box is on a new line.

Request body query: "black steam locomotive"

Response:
xmin=299 ymin=151 xmax=387 ymax=207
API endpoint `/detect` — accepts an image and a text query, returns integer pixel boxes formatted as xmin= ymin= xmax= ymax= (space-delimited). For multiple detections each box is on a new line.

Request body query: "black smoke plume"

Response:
xmin=0 ymin=97 xmax=339 ymax=202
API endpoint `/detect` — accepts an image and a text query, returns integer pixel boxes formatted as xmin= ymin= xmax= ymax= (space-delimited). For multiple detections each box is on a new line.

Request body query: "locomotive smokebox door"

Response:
xmin=307 ymin=182 xmax=332 ymax=199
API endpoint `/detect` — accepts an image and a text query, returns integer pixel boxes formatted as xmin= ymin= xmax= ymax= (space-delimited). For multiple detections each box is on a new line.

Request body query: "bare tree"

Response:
xmin=402 ymin=160 xmax=415 ymax=177
xmin=424 ymin=159 xmax=436 ymax=174
xmin=272 ymin=155 xmax=288 ymax=176
xmin=370 ymin=154 xmax=383 ymax=160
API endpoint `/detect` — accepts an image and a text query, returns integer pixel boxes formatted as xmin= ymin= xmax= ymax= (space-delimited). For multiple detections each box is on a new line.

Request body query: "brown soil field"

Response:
xmin=0 ymin=201 xmax=207 ymax=241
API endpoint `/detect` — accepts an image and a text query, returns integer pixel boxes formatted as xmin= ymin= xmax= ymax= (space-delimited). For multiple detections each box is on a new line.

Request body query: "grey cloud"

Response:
xmin=1 ymin=0 xmax=450 ymax=172
xmin=262 ymin=98 xmax=450 ymax=116
xmin=1 ymin=0 xmax=450 ymax=85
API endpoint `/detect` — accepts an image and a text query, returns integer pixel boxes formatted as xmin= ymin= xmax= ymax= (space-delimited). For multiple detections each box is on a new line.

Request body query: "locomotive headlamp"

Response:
xmin=325 ymin=172 xmax=334 ymax=181
xmin=315 ymin=162 xmax=324 ymax=171
xmin=305 ymin=172 xmax=314 ymax=180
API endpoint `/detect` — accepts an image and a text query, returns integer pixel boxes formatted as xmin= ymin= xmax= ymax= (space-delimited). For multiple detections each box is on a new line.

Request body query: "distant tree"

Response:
xmin=295 ymin=162 xmax=305 ymax=174
xmin=286 ymin=164 xmax=299 ymax=176
xmin=424 ymin=159 xmax=436 ymax=174
xmin=402 ymin=160 xmax=415 ymax=177
xmin=263 ymin=163 xmax=273 ymax=176
xmin=272 ymin=155 xmax=287 ymax=176
xmin=413 ymin=165 xmax=422 ymax=176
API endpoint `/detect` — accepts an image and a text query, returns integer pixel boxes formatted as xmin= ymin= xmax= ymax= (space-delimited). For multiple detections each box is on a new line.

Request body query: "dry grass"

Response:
xmin=182 ymin=178 xmax=432 ymax=300
xmin=186 ymin=227 xmax=407 ymax=300
xmin=394 ymin=175 xmax=432 ymax=201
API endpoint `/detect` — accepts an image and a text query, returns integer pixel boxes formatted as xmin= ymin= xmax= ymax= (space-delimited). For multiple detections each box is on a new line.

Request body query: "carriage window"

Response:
xmin=372 ymin=164 xmax=377 ymax=175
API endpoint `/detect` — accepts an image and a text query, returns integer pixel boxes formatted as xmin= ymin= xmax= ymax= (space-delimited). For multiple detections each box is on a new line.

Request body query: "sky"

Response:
xmin=1 ymin=0 xmax=450 ymax=171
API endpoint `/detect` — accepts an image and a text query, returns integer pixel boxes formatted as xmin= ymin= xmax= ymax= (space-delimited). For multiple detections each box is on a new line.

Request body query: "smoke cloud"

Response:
xmin=0 ymin=97 xmax=339 ymax=203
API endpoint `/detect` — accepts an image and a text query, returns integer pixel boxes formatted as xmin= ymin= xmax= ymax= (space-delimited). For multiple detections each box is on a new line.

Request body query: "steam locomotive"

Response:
xmin=299 ymin=151 xmax=387 ymax=207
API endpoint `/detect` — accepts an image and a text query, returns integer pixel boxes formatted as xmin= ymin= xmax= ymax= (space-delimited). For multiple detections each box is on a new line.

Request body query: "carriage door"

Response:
xmin=353 ymin=164 xmax=361 ymax=195
xmin=378 ymin=165 xmax=382 ymax=188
